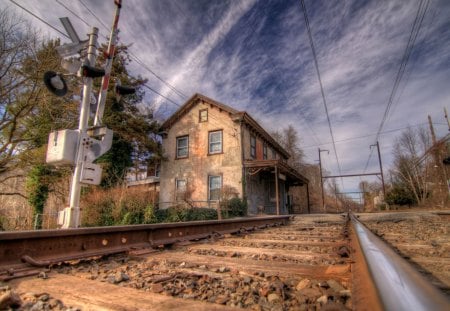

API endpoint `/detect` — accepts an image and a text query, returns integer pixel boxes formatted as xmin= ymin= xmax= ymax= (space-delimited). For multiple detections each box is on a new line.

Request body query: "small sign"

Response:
xmin=80 ymin=163 xmax=102 ymax=185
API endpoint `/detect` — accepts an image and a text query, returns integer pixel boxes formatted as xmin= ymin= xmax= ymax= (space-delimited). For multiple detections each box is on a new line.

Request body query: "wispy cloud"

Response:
xmin=3 ymin=0 xmax=450 ymax=192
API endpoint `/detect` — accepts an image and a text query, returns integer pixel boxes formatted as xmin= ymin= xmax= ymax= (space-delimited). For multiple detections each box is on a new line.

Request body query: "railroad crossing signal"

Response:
xmin=43 ymin=1 xmax=132 ymax=229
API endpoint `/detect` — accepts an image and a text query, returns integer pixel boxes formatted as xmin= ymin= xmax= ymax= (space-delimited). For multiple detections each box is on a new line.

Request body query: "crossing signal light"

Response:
xmin=43 ymin=71 xmax=68 ymax=97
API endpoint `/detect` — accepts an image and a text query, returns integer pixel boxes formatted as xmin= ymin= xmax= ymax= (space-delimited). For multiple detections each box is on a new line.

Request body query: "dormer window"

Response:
xmin=199 ymin=109 xmax=208 ymax=122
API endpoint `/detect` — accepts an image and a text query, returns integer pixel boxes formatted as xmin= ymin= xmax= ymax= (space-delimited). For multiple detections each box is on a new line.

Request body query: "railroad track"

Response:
xmin=0 ymin=212 xmax=449 ymax=310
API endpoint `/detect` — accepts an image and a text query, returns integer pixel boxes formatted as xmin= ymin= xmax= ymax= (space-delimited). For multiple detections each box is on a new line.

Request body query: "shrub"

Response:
xmin=226 ymin=197 xmax=247 ymax=217
xmin=81 ymin=187 xmax=219 ymax=226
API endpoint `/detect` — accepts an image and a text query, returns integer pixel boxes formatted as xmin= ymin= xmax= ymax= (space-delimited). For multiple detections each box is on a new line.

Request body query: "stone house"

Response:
xmin=159 ymin=93 xmax=309 ymax=215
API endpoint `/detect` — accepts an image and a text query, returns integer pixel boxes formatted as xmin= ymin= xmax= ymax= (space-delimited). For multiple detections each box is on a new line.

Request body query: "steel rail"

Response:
xmin=351 ymin=214 xmax=450 ymax=311
xmin=0 ymin=216 xmax=289 ymax=279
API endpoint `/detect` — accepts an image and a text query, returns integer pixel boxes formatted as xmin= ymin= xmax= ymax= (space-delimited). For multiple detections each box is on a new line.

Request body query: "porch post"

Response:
xmin=275 ymin=165 xmax=280 ymax=215
xmin=306 ymin=183 xmax=310 ymax=214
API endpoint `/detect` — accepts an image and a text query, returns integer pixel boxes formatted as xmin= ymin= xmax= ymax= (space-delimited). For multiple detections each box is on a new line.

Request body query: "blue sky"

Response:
xmin=4 ymin=0 xmax=450 ymax=196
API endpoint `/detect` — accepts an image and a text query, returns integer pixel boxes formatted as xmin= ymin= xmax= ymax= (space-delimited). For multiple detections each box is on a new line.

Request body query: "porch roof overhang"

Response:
xmin=244 ymin=160 xmax=309 ymax=186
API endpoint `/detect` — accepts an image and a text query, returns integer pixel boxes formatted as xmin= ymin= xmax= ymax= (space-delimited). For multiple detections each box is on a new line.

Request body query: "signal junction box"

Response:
xmin=46 ymin=129 xmax=79 ymax=166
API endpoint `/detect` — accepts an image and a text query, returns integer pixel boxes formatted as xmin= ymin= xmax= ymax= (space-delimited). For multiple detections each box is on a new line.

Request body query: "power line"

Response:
xmin=299 ymin=0 xmax=342 ymax=177
xmin=55 ymin=0 xmax=90 ymax=28
xmin=54 ymin=0 xmax=188 ymax=102
xmin=9 ymin=0 xmax=69 ymax=39
xmin=78 ymin=0 xmax=109 ymax=31
xmin=128 ymin=52 xmax=188 ymax=100
xmin=142 ymin=84 xmax=180 ymax=107
xmin=375 ymin=0 xmax=430 ymax=140
xmin=303 ymin=122 xmax=430 ymax=149
xmin=76 ymin=0 xmax=189 ymax=99
xmin=364 ymin=0 xmax=429 ymax=172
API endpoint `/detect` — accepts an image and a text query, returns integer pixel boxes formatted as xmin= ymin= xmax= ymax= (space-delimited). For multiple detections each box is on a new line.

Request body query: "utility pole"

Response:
xmin=444 ymin=107 xmax=450 ymax=132
xmin=428 ymin=115 xmax=447 ymax=199
xmin=370 ymin=141 xmax=386 ymax=199
xmin=318 ymin=148 xmax=329 ymax=212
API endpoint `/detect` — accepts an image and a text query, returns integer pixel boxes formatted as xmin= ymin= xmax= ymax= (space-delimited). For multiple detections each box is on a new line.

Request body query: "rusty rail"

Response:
xmin=0 ymin=216 xmax=289 ymax=279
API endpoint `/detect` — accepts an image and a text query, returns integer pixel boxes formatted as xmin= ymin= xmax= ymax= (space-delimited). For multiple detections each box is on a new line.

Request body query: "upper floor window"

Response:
xmin=176 ymin=135 xmax=189 ymax=158
xmin=263 ymin=143 xmax=268 ymax=160
xmin=199 ymin=109 xmax=208 ymax=122
xmin=209 ymin=130 xmax=223 ymax=154
xmin=208 ymin=175 xmax=222 ymax=201
xmin=250 ymin=135 xmax=256 ymax=159
xmin=272 ymin=148 xmax=276 ymax=159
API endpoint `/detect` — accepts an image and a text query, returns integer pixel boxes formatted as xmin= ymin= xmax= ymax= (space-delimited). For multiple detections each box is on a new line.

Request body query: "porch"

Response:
xmin=244 ymin=160 xmax=309 ymax=215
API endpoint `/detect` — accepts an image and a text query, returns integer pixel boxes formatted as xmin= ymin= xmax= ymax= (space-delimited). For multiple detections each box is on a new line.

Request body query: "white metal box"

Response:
xmin=46 ymin=129 xmax=79 ymax=166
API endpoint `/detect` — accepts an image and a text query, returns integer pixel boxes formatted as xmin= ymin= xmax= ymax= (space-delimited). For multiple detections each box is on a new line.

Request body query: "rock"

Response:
xmin=317 ymin=295 xmax=328 ymax=304
xmin=267 ymin=293 xmax=280 ymax=303
xmin=114 ymin=272 xmax=130 ymax=283
xmin=327 ymin=279 xmax=345 ymax=293
xmin=339 ymin=289 xmax=351 ymax=298
xmin=0 ymin=291 xmax=22 ymax=309
xmin=37 ymin=293 xmax=50 ymax=302
xmin=151 ymin=283 xmax=164 ymax=293
xmin=106 ymin=275 xmax=116 ymax=284
xmin=259 ymin=286 xmax=270 ymax=297
xmin=243 ymin=277 xmax=252 ymax=284
xmin=38 ymin=271 xmax=48 ymax=279
xmin=218 ymin=266 xmax=229 ymax=273
xmin=48 ymin=298 xmax=63 ymax=308
xmin=296 ymin=279 xmax=310 ymax=291
xmin=198 ymin=265 xmax=207 ymax=270
xmin=215 ymin=295 xmax=229 ymax=304
xmin=30 ymin=300 xmax=44 ymax=311
xmin=301 ymin=288 xmax=322 ymax=301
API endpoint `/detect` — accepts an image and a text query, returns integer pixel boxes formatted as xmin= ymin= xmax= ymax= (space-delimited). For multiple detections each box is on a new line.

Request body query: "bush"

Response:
xmin=82 ymin=187 xmax=219 ymax=226
xmin=226 ymin=197 xmax=247 ymax=217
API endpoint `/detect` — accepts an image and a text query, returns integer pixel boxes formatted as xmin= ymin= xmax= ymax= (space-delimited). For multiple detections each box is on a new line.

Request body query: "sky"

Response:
xmin=3 ymin=0 xmax=450 ymax=197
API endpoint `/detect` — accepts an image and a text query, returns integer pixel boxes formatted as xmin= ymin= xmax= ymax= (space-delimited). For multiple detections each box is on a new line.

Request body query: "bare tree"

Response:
xmin=389 ymin=126 xmax=431 ymax=205
xmin=0 ymin=8 xmax=39 ymax=176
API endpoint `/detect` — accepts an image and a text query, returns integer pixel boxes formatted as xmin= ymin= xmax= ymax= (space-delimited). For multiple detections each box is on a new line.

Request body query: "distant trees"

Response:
xmin=272 ymin=125 xmax=323 ymax=212
xmin=272 ymin=125 xmax=304 ymax=169
xmin=386 ymin=126 xmax=432 ymax=206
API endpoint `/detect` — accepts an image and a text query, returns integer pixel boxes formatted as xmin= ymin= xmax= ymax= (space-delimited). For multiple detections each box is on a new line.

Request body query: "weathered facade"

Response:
xmin=159 ymin=94 xmax=308 ymax=214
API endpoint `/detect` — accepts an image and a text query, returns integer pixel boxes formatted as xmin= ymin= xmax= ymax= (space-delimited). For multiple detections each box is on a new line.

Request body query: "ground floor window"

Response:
xmin=208 ymin=175 xmax=222 ymax=201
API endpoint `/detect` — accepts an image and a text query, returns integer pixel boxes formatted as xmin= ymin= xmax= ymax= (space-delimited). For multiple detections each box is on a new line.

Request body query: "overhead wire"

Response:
xmin=9 ymin=0 xmax=70 ymax=39
xmin=363 ymin=0 xmax=430 ymax=172
xmin=53 ymin=0 xmax=186 ymax=108
xmin=78 ymin=0 xmax=109 ymax=31
xmin=55 ymin=0 xmax=90 ymax=28
xmin=299 ymin=0 xmax=343 ymax=185
xmin=242 ymin=1 xmax=323 ymax=147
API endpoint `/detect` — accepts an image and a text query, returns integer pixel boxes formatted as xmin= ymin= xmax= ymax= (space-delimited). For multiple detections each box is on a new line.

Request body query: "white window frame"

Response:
xmin=176 ymin=135 xmax=189 ymax=158
xmin=208 ymin=175 xmax=222 ymax=201
xmin=209 ymin=130 xmax=223 ymax=154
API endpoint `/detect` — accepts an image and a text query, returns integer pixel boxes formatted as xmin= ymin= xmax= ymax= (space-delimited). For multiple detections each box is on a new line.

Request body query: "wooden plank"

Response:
xmin=10 ymin=274 xmax=236 ymax=311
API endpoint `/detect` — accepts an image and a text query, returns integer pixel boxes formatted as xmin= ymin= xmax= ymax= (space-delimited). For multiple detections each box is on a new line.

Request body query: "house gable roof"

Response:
xmin=160 ymin=93 xmax=290 ymax=159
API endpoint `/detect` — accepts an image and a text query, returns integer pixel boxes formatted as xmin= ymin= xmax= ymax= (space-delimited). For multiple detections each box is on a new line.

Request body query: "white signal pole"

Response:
xmin=62 ymin=27 xmax=99 ymax=229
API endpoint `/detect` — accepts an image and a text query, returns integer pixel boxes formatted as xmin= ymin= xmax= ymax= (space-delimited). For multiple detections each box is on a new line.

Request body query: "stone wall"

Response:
xmin=160 ymin=101 xmax=243 ymax=205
